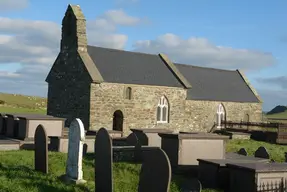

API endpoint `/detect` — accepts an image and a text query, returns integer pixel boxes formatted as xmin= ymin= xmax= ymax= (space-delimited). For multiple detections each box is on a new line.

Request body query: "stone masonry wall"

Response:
xmin=185 ymin=100 xmax=262 ymax=132
xmin=90 ymin=82 xmax=188 ymax=135
xmin=46 ymin=51 xmax=91 ymax=129
xmin=89 ymin=82 xmax=262 ymax=135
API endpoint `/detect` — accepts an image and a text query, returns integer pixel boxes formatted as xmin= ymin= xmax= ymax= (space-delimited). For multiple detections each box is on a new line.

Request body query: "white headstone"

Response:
xmin=65 ymin=118 xmax=86 ymax=183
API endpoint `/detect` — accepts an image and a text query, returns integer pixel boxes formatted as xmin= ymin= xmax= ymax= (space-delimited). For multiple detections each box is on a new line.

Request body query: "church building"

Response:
xmin=45 ymin=5 xmax=263 ymax=135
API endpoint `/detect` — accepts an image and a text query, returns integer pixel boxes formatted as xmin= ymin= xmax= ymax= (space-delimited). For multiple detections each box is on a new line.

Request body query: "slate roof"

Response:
xmin=87 ymin=45 xmax=260 ymax=103
xmin=175 ymin=63 xmax=260 ymax=102
xmin=87 ymin=46 xmax=183 ymax=88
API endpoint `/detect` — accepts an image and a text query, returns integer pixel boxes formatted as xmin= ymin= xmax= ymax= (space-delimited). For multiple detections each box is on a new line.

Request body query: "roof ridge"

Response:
xmin=87 ymin=45 xmax=158 ymax=57
xmin=174 ymin=63 xmax=236 ymax=72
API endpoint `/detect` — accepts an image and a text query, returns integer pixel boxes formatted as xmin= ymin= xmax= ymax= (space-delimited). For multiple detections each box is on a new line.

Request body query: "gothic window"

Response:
xmin=156 ymin=96 xmax=169 ymax=123
xmin=216 ymin=103 xmax=226 ymax=128
xmin=125 ymin=87 xmax=132 ymax=99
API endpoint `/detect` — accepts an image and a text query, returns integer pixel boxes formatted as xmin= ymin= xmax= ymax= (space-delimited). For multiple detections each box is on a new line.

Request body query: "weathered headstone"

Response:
xmin=60 ymin=118 xmax=86 ymax=184
xmin=34 ymin=124 xmax=48 ymax=174
xmin=254 ymin=146 xmax=270 ymax=159
xmin=95 ymin=127 xmax=113 ymax=192
xmin=138 ymin=148 xmax=171 ymax=192
xmin=237 ymin=148 xmax=248 ymax=156
xmin=180 ymin=178 xmax=202 ymax=192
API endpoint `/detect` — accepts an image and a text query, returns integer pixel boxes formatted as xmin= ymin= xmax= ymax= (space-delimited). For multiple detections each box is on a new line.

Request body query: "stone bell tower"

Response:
xmin=60 ymin=4 xmax=87 ymax=52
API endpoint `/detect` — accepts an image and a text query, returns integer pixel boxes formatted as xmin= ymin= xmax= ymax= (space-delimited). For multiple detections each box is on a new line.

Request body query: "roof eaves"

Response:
xmin=236 ymin=69 xmax=263 ymax=103
xmin=78 ymin=50 xmax=104 ymax=83
xmin=158 ymin=53 xmax=192 ymax=89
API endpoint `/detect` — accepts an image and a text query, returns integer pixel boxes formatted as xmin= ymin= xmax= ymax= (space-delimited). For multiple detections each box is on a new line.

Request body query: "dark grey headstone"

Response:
xmin=237 ymin=148 xmax=248 ymax=156
xmin=254 ymin=146 xmax=270 ymax=159
xmin=83 ymin=143 xmax=88 ymax=156
xmin=34 ymin=124 xmax=48 ymax=174
xmin=95 ymin=128 xmax=113 ymax=192
xmin=138 ymin=148 xmax=171 ymax=192
xmin=126 ymin=133 xmax=139 ymax=146
xmin=180 ymin=178 xmax=202 ymax=192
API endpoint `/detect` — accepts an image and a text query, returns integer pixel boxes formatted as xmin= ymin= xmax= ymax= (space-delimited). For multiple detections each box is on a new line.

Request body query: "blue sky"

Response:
xmin=0 ymin=0 xmax=286 ymax=111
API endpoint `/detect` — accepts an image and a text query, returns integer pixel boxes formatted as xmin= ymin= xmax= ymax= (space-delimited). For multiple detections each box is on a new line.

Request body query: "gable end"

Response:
xmin=236 ymin=69 xmax=262 ymax=103
xmin=158 ymin=53 xmax=192 ymax=89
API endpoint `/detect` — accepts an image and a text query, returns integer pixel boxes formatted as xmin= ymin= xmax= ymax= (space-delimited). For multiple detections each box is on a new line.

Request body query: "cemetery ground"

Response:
xmin=0 ymin=139 xmax=286 ymax=192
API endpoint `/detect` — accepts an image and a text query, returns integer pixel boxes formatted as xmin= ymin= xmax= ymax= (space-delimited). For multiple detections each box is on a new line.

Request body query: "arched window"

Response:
xmin=156 ymin=96 xmax=169 ymax=123
xmin=216 ymin=104 xmax=225 ymax=128
xmin=125 ymin=87 xmax=132 ymax=100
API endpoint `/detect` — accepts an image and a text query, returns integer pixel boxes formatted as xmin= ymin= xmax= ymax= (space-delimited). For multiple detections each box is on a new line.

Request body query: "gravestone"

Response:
xmin=254 ymin=146 xmax=270 ymax=159
xmin=237 ymin=148 xmax=248 ymax=156
xmin=60 ymin=118 xmax=86 ymax=184
xmin=34 ymin=124 xmax=48 ymax=174
xmin=95 ymin=127 xmax=113 ymax=192
xmin=180 ymin=178 xmax=202 ymax=192
xmin=138 ymin=148 xmax=171 ymax=192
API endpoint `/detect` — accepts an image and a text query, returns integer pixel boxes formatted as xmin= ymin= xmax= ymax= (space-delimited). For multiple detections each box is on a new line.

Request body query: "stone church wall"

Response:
xmin=90 ymin=82 xmax=188 ymax=136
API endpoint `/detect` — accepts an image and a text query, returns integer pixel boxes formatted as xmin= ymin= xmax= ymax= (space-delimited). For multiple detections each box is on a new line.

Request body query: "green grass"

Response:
xmin=0 ymin=150 xmax=220 ymax=192
xmin=226 ymin=139 xmax=287 ymax=162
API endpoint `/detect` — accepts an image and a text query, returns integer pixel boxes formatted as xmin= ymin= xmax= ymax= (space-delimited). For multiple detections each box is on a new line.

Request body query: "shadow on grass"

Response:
xmin=0 ymin=163 xmax=91 ymax=192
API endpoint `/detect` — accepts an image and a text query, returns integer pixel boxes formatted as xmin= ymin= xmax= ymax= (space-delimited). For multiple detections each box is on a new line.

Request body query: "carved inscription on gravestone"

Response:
xmin=34 ymin=124 xmax=48 ymax=174
xmin=95 ymin=128 xmax=113 ymax=192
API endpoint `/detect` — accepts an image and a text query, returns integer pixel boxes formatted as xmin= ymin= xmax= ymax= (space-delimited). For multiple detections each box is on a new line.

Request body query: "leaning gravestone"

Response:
xmin=95 ymin=127 xmax=113 ymax=192
xmin=34 ymin=124 xmax=48 ymax=174
xmin=138 ymin=148 xmax=171 ymax=192
xmin=237 ymin=148 xmax=248 ymax=156
xmin=254 ymin=146 xmax=270 ymax=159
xmin=60 ymin=118 xmax=86 ymax=184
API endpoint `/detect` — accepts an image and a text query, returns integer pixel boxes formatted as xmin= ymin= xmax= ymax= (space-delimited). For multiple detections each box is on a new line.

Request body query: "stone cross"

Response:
xmin=61 ymin=118 xmax=86 ymax=184
xmin=34 ymin=124 xmax=48 ymax=174
xmin=138 ymin=148 xmax=171 ymax=192
xmin=237 ymin=148 xmax=248 ymax=156
xmin=95 ymin=127 xmax=113 ymax=192
xmin=254 ymin=146 xmax=270 ymax=159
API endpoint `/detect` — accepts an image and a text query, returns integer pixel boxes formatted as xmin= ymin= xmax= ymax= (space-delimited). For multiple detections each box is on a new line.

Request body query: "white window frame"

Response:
xmin=156 ymin=96 xmax=169 ymax=123
xmin=216 ymin=104 xmax=225 ymax=128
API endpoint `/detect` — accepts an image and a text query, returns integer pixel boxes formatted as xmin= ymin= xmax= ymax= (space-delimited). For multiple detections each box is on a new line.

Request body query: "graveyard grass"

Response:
xmin=0 ymin=150 xmax=221 ymax=192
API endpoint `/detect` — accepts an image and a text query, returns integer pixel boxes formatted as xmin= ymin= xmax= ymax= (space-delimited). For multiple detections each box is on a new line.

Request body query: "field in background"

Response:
xmin=0 ymin=93 xmax=46 ymax=114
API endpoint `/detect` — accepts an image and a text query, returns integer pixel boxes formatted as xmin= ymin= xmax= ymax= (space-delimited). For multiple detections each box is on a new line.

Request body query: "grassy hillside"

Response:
xmin=0 ymin=93 xmax=46 ymax=114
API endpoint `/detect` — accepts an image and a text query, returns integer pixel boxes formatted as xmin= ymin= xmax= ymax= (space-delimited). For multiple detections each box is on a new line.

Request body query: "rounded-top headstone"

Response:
xmin=34 ymin=124 xmax=48 ymax=174
xmin=237 ymin=148 xmax=248 ymax=156
xmin=95 ymin=127 xmax=113 ymax=192
xmin=138 ymin=148 xmax=171 ymax=192
xmin=254 ymin=146 xmax=270 ymax=159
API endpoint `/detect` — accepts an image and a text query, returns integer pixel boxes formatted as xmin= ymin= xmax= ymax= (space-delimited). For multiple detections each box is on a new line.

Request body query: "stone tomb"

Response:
xmin=227 ymin=162 xmax=287 ymax=192
xmin=60 ymin=118 xmax=86 ymax=184
xmin=34 ymin=125 xmax=48 ymax=174
xmin=95 ymin=128 xmax=113 ymax=192
xmin=158 ymin=132 xmax=229 ymax=170
xmin=197 ymin=153 xmax=269 ymax=190
xmin=4 ymin=113 xmax=64 ymax=140
xmin=130 ymin=128 xmax=173 ymax=147
xmin=0 ymin=113 xmax=8 ymax=135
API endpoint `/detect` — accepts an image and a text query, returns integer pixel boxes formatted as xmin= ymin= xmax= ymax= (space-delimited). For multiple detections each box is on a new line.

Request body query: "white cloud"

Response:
xmin=0 ymin=0 xmax=29 ymax=11
xmin=133 ymin=33 xmax=277 ymax=71
xmin=0 ymin=9 xmax=143 ymax=97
